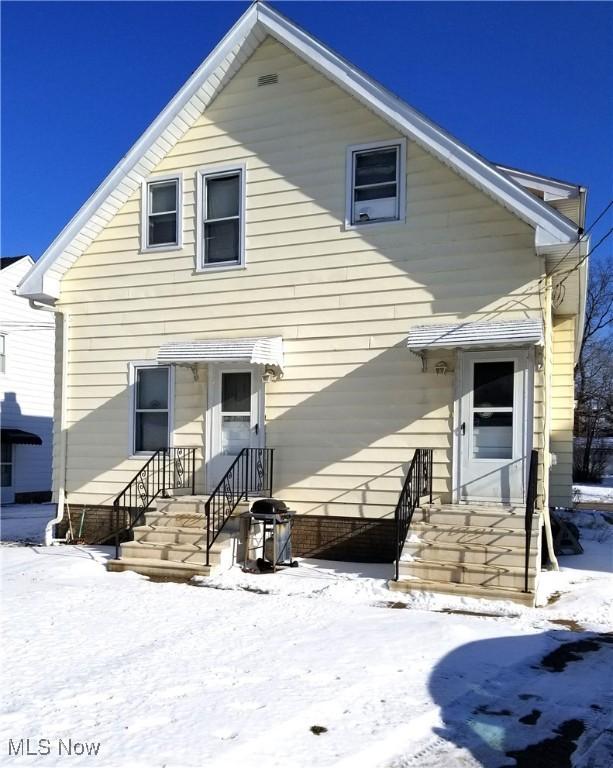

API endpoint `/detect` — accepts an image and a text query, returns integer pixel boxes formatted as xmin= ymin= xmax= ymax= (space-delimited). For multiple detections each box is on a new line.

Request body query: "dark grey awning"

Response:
xmin=1 ymin=428 xmax=42 ymax=446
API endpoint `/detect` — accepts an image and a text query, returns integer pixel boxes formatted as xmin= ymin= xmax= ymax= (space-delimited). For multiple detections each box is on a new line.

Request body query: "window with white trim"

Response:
xmin=1 ymin=442 xmax=12 ymax=487
xmin=0 ymin=334 xmax=5 ymax=373
xmin=132 ymin=366 xmax=170 ymax=453
xmin=144 ymin=178 xmax=180 ymax=248
xmin=347 ymin=141 xmax=405 ymax=226
xmin=198 ymin=167 xmax=244 ymax=269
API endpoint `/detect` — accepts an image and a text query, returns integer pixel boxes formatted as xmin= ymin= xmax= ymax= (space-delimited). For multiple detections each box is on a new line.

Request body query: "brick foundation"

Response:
xmin=14 ymin=490 xmax=52 ymax=504
xmin=57 ymin=506 xmax=395 ymax=562
xmin=56 ymin=505 xmax=127 ymax=544
xmin=291 ymin=515 xmax=396 ymax=563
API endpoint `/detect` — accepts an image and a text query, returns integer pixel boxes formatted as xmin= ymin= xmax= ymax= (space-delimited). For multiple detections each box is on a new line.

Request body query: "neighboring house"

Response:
xmin=1 ymin=256 xmax=55 ymax=504
xmin=17 ymin=3 xmax=587 ymax=602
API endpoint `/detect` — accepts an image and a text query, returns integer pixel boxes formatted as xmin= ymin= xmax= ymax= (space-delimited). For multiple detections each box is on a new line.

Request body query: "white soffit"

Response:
xmin=17 ymin=2 xmax=578 ymax=302
xmin=157 ymin=336 xmax=284 ymax=372
xmin=407 ymin=319 xmax=544 ymax=351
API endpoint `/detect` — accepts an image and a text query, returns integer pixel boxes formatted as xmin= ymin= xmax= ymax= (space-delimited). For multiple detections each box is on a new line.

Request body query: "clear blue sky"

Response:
xmin=2 ymin=1 xmax=612 ymax=262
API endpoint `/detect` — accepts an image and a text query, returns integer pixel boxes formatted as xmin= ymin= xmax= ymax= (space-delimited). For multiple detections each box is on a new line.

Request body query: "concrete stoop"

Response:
xmin=106 ymin=497 xmax=241 ymax=580
xmin=392 ymin=505 xmax=541 ymax=605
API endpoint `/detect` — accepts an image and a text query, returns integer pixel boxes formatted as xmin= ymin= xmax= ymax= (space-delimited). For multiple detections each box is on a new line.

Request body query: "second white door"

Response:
xmin=457 ymin=350 xmax=531 ymax=505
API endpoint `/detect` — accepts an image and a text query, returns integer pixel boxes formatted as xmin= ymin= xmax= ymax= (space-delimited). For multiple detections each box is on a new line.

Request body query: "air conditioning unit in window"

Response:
xmin=354 ymin=196 xmax=397 ymax=223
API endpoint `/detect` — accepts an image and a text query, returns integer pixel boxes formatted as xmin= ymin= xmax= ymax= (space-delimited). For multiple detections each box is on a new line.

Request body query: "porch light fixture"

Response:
xmin=434 ymin=360 xmax=448 ymax=376
xmin=262 ymin=366 xmax=279 ymax=382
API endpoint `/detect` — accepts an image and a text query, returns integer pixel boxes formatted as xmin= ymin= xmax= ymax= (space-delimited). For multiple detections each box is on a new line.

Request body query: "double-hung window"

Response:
xmin=143 ymin=177 xmax=181 ymax=249
xmin=347 ymin=141 xmax=405 ymax=226
xmin=132 ymin=365 xmax=170 ymax=454
xmin=197 ymin=166 xmax=245 ymax=269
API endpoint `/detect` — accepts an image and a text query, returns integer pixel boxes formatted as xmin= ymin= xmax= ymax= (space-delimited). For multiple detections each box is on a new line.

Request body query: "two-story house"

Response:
xmin=17 ymin=3 xmax=587 ymax=602
xmin=1 ymin=256 xmax=55 ymax=504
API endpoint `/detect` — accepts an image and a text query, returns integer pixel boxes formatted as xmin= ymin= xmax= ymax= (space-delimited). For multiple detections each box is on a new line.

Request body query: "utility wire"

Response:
xmin=555 ymin=227 xmax=613 ymax=289
xmin=544 ymin=198 xmax=612 ymax=280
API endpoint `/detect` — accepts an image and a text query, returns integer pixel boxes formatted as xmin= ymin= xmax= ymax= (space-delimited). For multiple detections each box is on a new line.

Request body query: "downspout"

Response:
xmin=542 ymin=277 xmax=559 ymax=571
xmin=28 ymin=299 xmax=69 ymax=545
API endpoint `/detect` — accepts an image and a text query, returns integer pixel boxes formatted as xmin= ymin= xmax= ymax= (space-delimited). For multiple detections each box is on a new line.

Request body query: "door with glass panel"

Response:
xmin=207 ymin=367 xmax=263 ymax=492
xmin=459 ymin=351 xmax=530 ymax=504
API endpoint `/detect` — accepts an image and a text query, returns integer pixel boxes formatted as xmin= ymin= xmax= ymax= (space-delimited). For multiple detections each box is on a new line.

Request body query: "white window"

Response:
xmin=130 ymin=365 xmax=171 ymax=454
xmin=346 ymin=140 xmax=406 ymax=227
xmin=196 ymin=165 xmax=245 ymax=270
xmin=1 ymin=442 xmax=12 ymax=487
xmin=0 ymin=334 xmax=5 ymax=373
xmin=142 ymin=176 xmax=182 ymax=250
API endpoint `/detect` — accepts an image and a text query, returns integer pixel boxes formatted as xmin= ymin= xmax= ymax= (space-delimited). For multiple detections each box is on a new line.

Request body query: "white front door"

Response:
xmin=457 ymin=350 xmax=531 ymax=504
xmin=206 ymin=365 xmax=264 ymax=492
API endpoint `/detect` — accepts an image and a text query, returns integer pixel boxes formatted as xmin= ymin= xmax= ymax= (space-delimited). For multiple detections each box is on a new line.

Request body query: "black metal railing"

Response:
xmin=112 ymin=447 xmax=197 ymax=558
xmin=524 ymin=449 xmax=539 ymax=593
xmin=205 ymin=447 xmax=274 ymax=565
xmin=394 ymin=448 xmax=433 ymax=581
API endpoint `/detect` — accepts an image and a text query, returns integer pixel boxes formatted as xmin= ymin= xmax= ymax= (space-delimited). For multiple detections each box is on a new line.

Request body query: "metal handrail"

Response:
xmin=394 ymin=448 xmax=433 ymax=581
xmin=204 ymin=447 xmax=274 ymax=565
xmin=524 ymin=449 xmax=539 ymax=593
xmin=112 ymin=447 xmax=196 ymax=559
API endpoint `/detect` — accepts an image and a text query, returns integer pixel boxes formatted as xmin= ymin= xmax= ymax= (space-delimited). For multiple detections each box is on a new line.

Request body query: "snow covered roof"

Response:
xmin=406 ymin=319 xmax=544 ymax=351
xmin=157 ymin=336 xmax=284 ymax=372
xmin=17 ymin=2 xmax=579 ymax=304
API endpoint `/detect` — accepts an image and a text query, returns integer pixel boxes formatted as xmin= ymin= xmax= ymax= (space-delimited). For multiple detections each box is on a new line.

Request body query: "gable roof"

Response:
xmin=1 ymin=255 xmax=32 ymax=271
xmin=17 ymin=1 xmax=579 ymax=303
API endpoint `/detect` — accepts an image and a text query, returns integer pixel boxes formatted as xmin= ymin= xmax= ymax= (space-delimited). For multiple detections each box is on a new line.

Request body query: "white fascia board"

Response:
xmin=257 ymin=3 xmax=578 ymax=247
xmin=16 ymin=4 xmax=259 ymax=302
xmin=495 ymin=164 xmax=582 ymax=201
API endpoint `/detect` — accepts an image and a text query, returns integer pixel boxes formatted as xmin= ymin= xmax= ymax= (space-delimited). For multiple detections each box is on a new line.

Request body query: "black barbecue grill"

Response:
xmin=249 ymin=498 xmax=296 ymax=571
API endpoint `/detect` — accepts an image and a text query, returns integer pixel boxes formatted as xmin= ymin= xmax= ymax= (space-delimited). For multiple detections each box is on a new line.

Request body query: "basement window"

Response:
xmin=131 ymin=365 xmax=171 ymax=454
xmin=196 ymin=165 xmax=245 ymax=271
xmin=142 ymin=176 xmax=182 ymax=250
xmin=346 ymin=140 xmax=406 ymax=227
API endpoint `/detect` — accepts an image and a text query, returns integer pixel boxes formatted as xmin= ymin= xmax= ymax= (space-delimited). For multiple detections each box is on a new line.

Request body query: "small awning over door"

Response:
xmin=1 ymin=428 xmax=43 ymax=446
xmin=157 ymin=336 xmax=284 ymax=373
xmin=406 ymin=319 xmax=544 ymax=351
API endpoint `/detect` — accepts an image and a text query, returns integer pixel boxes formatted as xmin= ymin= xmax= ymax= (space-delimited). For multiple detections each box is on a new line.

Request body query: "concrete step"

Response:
xmin=120 ymin=540 xmax=212 ymax=566
xmin=107 ymin=557 xmax=212 ymax=580
xmin=402 ymin=538 xmax=526 ymax=568
xmin=410 ymin=521 xmax=532 ymax=548
xmin=415 ymin=506 xmax=527 ymax=530
xmin=134 ymin=525 xmax=207 ymax=546
xmin=389 ymin=577 xmax=535 ymax=606
xmin=134 ymin=517 xmax=241 ymax=546
xmin=155 ymin=497 xmax=204 ymax=516
xmin=397 ymin=557 xmax=536 ymax=591
xmin=144 ymin=511 xmax=204 ymax=528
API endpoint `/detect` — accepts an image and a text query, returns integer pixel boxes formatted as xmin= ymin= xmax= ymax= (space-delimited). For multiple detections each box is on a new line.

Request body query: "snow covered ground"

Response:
xmin=1 ymin=505 xmax=612 ymax=767
xmin=573 ymin=478 xmax=613 ymax=504
xmin=0 ymin=503 xmax=55 ymax=544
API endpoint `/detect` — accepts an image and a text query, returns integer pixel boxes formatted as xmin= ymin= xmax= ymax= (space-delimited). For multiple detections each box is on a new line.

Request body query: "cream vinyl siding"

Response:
xmin=549 ymin=316 xmax=575 ymax=507
xmin=57 ymin=37 xmax=545 ymax=515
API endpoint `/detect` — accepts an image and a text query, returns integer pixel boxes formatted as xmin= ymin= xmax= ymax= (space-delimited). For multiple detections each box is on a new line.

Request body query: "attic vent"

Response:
xmin=257 ymin=73 xmax=279 ymax=86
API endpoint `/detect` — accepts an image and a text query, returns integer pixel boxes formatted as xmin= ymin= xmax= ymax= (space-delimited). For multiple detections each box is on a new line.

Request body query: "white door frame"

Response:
xmin=452 ymin=348 xmax=534 ymax=504
xmin=205 ymin=363 xmax=265 ymax=492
